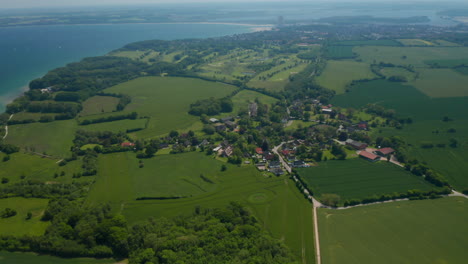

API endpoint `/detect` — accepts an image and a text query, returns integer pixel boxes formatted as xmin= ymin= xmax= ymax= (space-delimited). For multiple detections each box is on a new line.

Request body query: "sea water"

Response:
xmin=0 ymin=23 xmax=252 ymax=111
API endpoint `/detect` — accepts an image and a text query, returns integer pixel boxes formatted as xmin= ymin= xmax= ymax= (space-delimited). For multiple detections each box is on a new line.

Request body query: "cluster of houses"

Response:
xmin=345 ymin=138 xmax=395 ymax=162
xmin=210 ymin=116 xmax=238 ymax=132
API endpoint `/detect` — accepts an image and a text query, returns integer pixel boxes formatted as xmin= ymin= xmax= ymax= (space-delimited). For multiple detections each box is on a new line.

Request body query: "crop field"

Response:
xmin=0 ymin=251 xmax=114 ymax=264
xmin=318 ymin=197 xmax=468 ymax=264
xmin=104 ymin=77 xmax=236 ymax=138
xmin=5 ymin=120 xmax=77 ymax=157
xmin=379 ymin=67 xmax=416 ymax=81
xmin=456 ymin=66 xmax=468 ymax=75
xmin=316 ymin=60 xmax=376 ymax=94
xmin=410 ymin=68 xmax=468 ymax=97
xmin=0 ymin=197 xmax=49 ymax=236
xmin=432 ymin=39 xmax=461 ymax=46
xmin=79 ymin=96 xmax=120 ymax=117
xmin=325 ymin=46 xmax=355 ymax=59
xmin=424 ymin=58 xmax=468 ymax=67
xmin=331 ymin=80 xmax=468 ymax=121
xmin=92 ymin=152 xmax=317 ymax=263
xmin=354 ymin=46 xmax=468 ymax=67
xmin=80 ymin=118 xmax=147 ymax=133
xmin=332 ymin=40 xmax=401 ymax=46
xmin=269 ymin=63 xmax=308 ymax=81
xmin=10 ymin=112 xmax=57 ymax=122
xmin=397 ymin=39 xmax=434 ymax=46
xmin=376 ymin=120 xmax=468 ymax=190
xmin=297 ymin=159 xmax=437 ymax=202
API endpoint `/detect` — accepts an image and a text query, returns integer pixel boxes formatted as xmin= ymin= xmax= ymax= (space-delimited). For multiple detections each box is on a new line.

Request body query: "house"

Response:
xmin=270 ymin=168 xmax=284 ymax=176
xmin=359 ymin=151 xmax=380 ymax=162
xmin=213 ymin=146 xmax=222 ymax=152
xmin=292 ymin=160 xmax=306 ymax=168
xmin=249 ymin=103 xmax=258 ymax=117
xmin=322 ymin=108 xmax=333 ymax=114
xmin=223 ymin=146 xmax=234 ymax=157
xmin=269 ymin=161 xmax=281 ymax=169
xmin=375 ymin=147 xmax=395 ymax=157
xmin=256 ymin=163 xmax=266 ymax=171
xmin=221 ymin=116 xmax=234 ymax=123
xmin=358 ymin=121 xmax=368 ymax=130
xmin=214 ymin=123 xmax=226 ymax=132
xmin=159 ymin=143 xmax=169 ymax=149
xmin=264 ymin=153 xmax=275 ymax=161
xmin=209 ymin=118 xmax=219 ymax=123
xmin=255 ymin=148 xmax=264 ymax=155
xmin=225 ymin=121 xmax=237 ymax=129
xmin=198 ymin=139 xmax=210 ymax=147
xmin=345 ymin=139 xmax=368 ymax=150
xmin=121 ymin=142 xmax=135 ymax=147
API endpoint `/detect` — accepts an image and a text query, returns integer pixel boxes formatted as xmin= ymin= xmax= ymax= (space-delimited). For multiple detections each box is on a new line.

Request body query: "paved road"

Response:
xmin=272 ymin=142 xmax=292 ymax=173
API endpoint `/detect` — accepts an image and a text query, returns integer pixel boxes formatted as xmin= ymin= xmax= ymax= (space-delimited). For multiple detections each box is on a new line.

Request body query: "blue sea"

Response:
xmin=0 ymin=23 xmax=252 ymax=111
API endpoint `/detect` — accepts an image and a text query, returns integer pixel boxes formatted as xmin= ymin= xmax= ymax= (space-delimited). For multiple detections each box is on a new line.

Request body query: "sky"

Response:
xmin=1 ymin=0 xmax=464 ymax=10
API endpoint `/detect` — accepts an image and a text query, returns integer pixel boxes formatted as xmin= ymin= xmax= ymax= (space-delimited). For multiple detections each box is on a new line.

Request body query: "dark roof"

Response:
xmin=269 ymin=161 xmax=281 ymax=167
xmin=359 ymin=151 xmax=379 ymax=160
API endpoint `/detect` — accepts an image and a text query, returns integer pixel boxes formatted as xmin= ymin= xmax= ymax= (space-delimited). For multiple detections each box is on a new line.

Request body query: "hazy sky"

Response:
xmin=1 ymin=0 xmax=460 ymax=9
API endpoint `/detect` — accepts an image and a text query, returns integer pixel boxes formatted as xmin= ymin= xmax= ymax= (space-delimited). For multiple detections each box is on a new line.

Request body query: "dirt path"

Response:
xmin=450 ymin=190 xmax=468 ymax=199
xmin=312 ymin=204 xmax=321 ymax=264
xmin=2 ymin=114 xmax=13 ymax=140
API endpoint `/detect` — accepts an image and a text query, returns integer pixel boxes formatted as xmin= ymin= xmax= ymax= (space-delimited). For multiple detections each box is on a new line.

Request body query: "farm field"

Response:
xmin=297 ymin=159 xmax=437 ymax=203
xmin=376 ymin=120 xmax=468 ymax=190
xmin=247 ymin=79 xmax=287 ymax=92
xmin=79 ymin=96 xmax=119 ymax=117
xmin=397 ymin=38 xmax=434 ymax=46
xmin=325 ymin=46 xmax=355 ymax=59
xmin=5 ymin=120 xmax=77 ymax=157
xmin=79 ymin=118 xmax=147 ymax=133
xmin=354 ymin=46 xmax=468 ymax=67
xmin=229 ymin=90 xmax=278 ymax=115
xmin=104 ymin=77 xmax=236 ymax=138
xmin=318 ymin=197 xmax=468 ymax=264
xmin=316 ymin=60 xmax=376 ymax=94
xmin=105 ymin=153 xmax=316 ymax=263
xmin=332 ymin=40 xmax=401 ymax=46
xmin=331 ymin=79 xmax=468 ymax=121
xmin=410 ymin=68 xmax=468 ymax=97
xmin=0 ymin=251 xmax=114 ymax=264
xmin=10 ymin=112 xmax=57 ymax=122
xmin=379 ymin=67 xmax=416 ymax=81
xmin=0 ymin=197 xmax=49 ymax=236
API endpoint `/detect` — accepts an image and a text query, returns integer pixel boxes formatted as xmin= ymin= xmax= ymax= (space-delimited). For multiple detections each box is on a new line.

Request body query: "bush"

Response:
xmin=1 ymin=208 xmax=17 ymax=218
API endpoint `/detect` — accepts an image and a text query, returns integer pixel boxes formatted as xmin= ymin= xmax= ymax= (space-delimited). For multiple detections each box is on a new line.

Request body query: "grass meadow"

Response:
xmin=230 ymin=90 xmax=278 ymax=115
xmin=397 ymin=39 xmax=434 ymax=46
xmin=318 ymin=197 xmax=468 ymax=264
xmin=86 ymin=151 xmax=315 ymax=263
xmin=410 ymin=68 xmax=468 ymax=97
xmin=104 ymin=77 xmax=236 ymax=138
xmin=79 ymin=96 xmax=119 ymax=117
xmin=5 ymin=120 xmax=77 ymax=157
xmin=316 ymin=60 xmax=376 ymax=94
xmin=332 ymin=40 xmax=401 ymax=46
xmin=0 ymin=197 xmax=49 ymax=236
xmin=325 ymin=46 xmax=355 ymax=59
xmin=297 ymin=159 xmax=437 ymax=202
xmin=0 ymin=251 xmax=114 ymax=264
xmin=80 ymin=118 xmax=147 ymax=133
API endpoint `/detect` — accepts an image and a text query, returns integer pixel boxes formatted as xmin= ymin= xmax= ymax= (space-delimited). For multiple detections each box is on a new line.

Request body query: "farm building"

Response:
xmin=214 ymin=123 xmax=226 ymax=132
xmin=223 ymin=146 xmax=233 ymax=157
xmin=346 ymin=139 xmax=368 ymax=150
xmin=209 ymin=118 xmax=219 ymax=123
xmin=221 ymin=116 xmax=234 ymax=122
xmin=375 ymin=147 xmax=395 ymax=157
xmin=359 ymin=151 xmax=380 ymax=162
xmin=121 ymin=142 xmax=135 ymax=147
xmin=225 ymin=121 xmax=237 ymax=129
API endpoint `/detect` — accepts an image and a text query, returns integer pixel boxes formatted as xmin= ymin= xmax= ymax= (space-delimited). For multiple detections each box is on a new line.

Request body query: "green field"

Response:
xmin=80 ymin=118 xmax=147 ymax=133
xmin=87 ymin=151 xmax=315 ymax=263
xmin=10 ymin=112 xmax=57 ymax=122
xmin=5 ymin=120 xmax=77 ymax=157
xmin=380 ymin=67 xmax=416 ymax=81
xmin=230 ymin=90 xmax=278 ymax=115
xmin=104 ymin=77 xmax=236 ymax=138
xmin=410 ymin=68 xmax=468 ymax=97
xmin=326 ymin=46 xmax=355 ymax=59
xmin=316 ymin=60 xmax=377 ymax=94
xmin=332 ymin=40 xmax=401 ymax=46
xmin=318 ymin=197 xmax=468 ymax=264
xmin=297 ymin=159 xmax=437 ymax=202
xmin=354 ymin=46 xmax=468 ymax=67
xmin=0 ymin=251 xmax=114 ymax=264
xmin=0 ymin=198 xmax=49 ymax=236
xmin=79 ymin=96 xmax=120 ymax=117
xmin=424 ymin=58 xmax=468 ymax=68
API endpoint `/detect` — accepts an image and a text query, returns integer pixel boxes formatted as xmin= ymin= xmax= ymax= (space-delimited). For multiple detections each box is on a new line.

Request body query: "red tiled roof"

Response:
xmin=377 ymin=147 xmax=395 ymax=155
xmin=121 ymin=142 xmax=135 ymax=147
xmin=255 ymin=148 xmax=263 ymax=154
xmin=359 ymin=151 xmax=379 ymax=160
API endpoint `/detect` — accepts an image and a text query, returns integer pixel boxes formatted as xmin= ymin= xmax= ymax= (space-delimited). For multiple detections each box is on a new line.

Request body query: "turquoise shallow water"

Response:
xmin=0 ymin=23 xmax=252 ymax=111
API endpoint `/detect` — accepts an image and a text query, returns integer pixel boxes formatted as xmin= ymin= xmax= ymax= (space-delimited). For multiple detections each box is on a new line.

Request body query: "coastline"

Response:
xmin=0 ymin=84 xmax=29 ymax=112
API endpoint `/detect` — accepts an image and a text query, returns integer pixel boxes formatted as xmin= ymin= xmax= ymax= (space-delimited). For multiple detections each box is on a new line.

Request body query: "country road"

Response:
xmin=2 ymin=114 xmax=13 ymax=140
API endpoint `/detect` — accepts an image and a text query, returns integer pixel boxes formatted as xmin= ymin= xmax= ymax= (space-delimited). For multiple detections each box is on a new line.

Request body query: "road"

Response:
xmin=2 ymin=114 xmax=13 ymax=140
xmin=272 ymin=141 xmax=292 ymax=173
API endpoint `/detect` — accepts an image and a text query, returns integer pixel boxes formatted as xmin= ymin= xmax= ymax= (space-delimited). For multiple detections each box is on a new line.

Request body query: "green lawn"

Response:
xmin=0 ymin=197 xmax=49 ymax=236
xmin=410 ymin=68 xmax=468 ymax=97
xmin=332 ymin=40 xmax=401 ymax=46
xmin=87 ymin=151 xmax=315 ymax=263
xmin=397 ymin=39 xmax=434 ymax=46
xmin=0 ymin=251 xmax=114 ymax=264
xmin=318 ymin=197 xmax=468 ymax=264
xmin=80 ymin=118 xmax=147 ymax=133
xmin=5 ymin=120 xmax=77 ymax=157
xmin=10 ymin=112 xmax=57 ymax=122
xmin=79 ymin=96 xmax=119 ymax=117
xmin=230 ymin=90 xmax=278 ymax=115
xmin=103 ymin=77 xmax=236 ymax=138
xmin=297 ymin=159 xmax=437 ymax=202
xmin=316 ymin=60 xmax=376 ymax=94
xmin=380 ymin=67 xmax=416 ymax=81
xmin=325 ymin=46 xmax=355 ymax=59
